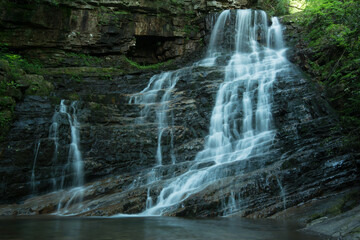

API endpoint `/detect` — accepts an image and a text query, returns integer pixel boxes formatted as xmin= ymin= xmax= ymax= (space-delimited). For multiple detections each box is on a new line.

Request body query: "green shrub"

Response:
xmin=298 ymin=0 xmax=360 ymax=148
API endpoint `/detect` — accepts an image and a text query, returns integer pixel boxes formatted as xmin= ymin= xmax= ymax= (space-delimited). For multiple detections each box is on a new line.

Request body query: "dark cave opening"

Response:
xmin=126 ymin=35 xmax=178 ymax=65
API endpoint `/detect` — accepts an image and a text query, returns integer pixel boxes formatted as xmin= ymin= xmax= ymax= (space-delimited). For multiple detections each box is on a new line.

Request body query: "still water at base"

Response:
xmin=0 ymin=216 xmax=325 ymax=240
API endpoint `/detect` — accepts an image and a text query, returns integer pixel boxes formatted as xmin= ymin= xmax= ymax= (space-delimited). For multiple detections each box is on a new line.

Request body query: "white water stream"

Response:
xmin=30 ymin=140 xmax=41 ymax=195
xmin=47 ymin=100 xmax=85 ymax=214
xmin=126 ymin=9 xmax=288 ymax=216
xmin=129 ymin=71 xmax=183 ymax=166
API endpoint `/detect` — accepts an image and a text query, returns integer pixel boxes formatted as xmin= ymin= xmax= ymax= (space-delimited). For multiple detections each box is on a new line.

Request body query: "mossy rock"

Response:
xmin=89 ymin=102 xmax=102 ymax=111
xmin=6 ymin=87 xmax=23 ymax=101
xmin=0 ymin=59 xmax=10 ymax=72
xmin=21 ymin=74 xmax=54 ymax=96
xmin=43 ymin=67 xmax=124 ymax=76
xmin=0 ymin=110 xmax=12 ymax=123
xmin=68 ymin=92 xmax=80 ymax=101
xmin=0 ymin=109 xmax=13 ymax=141
xmin=0 ymin=96 xmax=15 ymax=110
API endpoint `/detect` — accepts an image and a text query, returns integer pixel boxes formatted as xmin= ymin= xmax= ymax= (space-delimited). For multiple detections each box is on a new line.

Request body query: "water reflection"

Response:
xmin=0 ymin=216 xmax=325 ymax=240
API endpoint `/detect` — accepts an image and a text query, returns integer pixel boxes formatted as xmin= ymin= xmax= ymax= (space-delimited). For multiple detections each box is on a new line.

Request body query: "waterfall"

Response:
xmin=276 ymin=176 xmax=287 ymax=210
xmin=60 ymin=100 xmax=84 ymax=188
xmin=126 ymin=9 xmax=288 ymax=216
xmin=47 ymin=100 xmax=85 ymax=214
xmin=129 ymin=70 xmax=186 ymax=166
xmin=201 ymin=10 xmax=231 ymax=66
xmin=30 ymin=140 xmax=41 ymax=195
xmin=49 ymin=107 xmax=60 ymax=190
xmin=222 ymin=191 xmax=242 ymax=216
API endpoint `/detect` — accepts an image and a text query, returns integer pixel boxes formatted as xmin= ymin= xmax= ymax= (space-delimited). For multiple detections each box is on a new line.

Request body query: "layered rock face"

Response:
xmin=0 ymin=0 xmax=261 ymax=202
xmin=0 ymin=3 xmax=359 ymax=238
xmin=1 ymin=56 xmax=358 ymax=216
xmin=0 ymin=0 xmax=255 ymax=65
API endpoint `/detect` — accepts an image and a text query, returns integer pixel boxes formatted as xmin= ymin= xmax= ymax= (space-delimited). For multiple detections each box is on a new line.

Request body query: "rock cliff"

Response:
xmin=0 ymin=0 xmax=263 ymax=204
xmin=0 ymin=2 xmax=359 ymax=239
xmin=0 ymin=0 xmax=256 ymax=65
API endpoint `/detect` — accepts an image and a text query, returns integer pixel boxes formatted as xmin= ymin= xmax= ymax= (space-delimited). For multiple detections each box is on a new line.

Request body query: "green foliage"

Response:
xmin=297 ymin=0 xmax=360 ymax=148
xmin=0 ymin=110 xmax=13 ymax=140
xmin=0 ymin=42 xmax=47 ymax=141
xmin=0 ymin=45 xmax=43 ymax=76
xmin=65 ymin=52 xmax=102 ymax=66
xmin=0 ymin=44 xmax=21 ymax=96
xmin=259 ymin=0 xmax=290 ymax=16
xmin=70 ymin=74 xmax=83 ymax=83
xmin=124 ymin=57 xmax=173 ymax=70
xmin=183 ymin=25 xmax=199 ymax=37
xmin=98 ymin=6 xmax=130 ymax=26
xmin=114 ymin=11 xmax=129 ymax=15
xmin=170 ymin=0 xmax=180 ymax=5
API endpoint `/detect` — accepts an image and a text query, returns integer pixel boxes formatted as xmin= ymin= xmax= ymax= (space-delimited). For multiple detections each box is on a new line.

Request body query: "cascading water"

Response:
xmin=49 ymin=107 xmax=60 ymax=190
xmin=199 ymin=10 xmax=231 ymax=67
xmin=60 ymin=100 xmax=84 ymax=189
xmin=47 ymin=100 xmax=85 ymax=214
xmin=126 ymin=9 xmax=288 ymax=216
xmin=129 ymin=71 xmax=183 ymax=166
xmin=30 ymin=141 xmax=41 ymax=195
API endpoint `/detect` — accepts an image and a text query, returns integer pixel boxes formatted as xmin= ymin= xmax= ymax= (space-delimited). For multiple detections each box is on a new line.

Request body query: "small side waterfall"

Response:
xmin=129 ymin=70 xmax=188 ymax=166
xmin=146 ymin=188 xmax=153 ymax=210
xmin=47 ymin=100 xmax=85 ymax=214
xmin=127 ymin=9 xmax=288 ymax=216
xmin=49 ymin=107 xmax=60 ymax=190
xmin=276 ymin=176 xmax=287 ymax=210
xmin=222 ymin=191 xmax=242 ymax=216
xmin=201 ymin=10 xmax=231 ymax=66
xmin=60 ymin=100 xmax=84 ymax=189
xmin=30 ymin=141 xmax=41 ymax=195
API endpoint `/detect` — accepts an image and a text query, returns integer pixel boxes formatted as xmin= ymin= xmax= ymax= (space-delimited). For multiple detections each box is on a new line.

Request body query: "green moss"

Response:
xmin=64 ymin=52 xmax=102 ymax=67
xmin=26 ymin=0 xmax=76 ymax=7
xmin=68 ymin=92 xmax=80 ymax=101
xmin=97 ymin=7 xmax=130 ymax=27
xmin=0 ymin=96 xmax=16 ymax=110
xmin=124 ymin=56 xmax=173 ymax=70
xmin=114 ymin=11 xmax=129 ymax=15
xmin=307 ymin=191 xmax=360 ymax=223
xmin=97 ymin=95 xmax=105 ymax=101
xmin=21 ymin=75 xmax=54 ymax=96
xmin=0 ymin=43 xmax=53 ymax=141
xmin=258 ymin=0 xmax=291 ymax=16
xmin=0 ymin=110 xmax=13 ymax=141
xmin=89 ymin=102 xmax=102 ymax=111
xmin=70 ymin=74 xmax=83 ymax=83
xmin=42 ymin=67 xmax=124 ymax=76
xmin=183 ymin=25 xmax=199 ymax=37
xmin=100 ymin=75 xmax=112 ymax=81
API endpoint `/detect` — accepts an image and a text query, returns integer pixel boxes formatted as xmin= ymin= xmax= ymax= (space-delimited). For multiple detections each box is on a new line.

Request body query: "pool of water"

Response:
xmin=0 ymin=216 xmax=325 ymax=240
